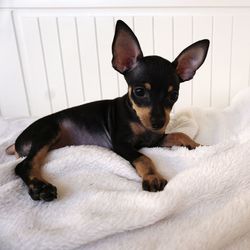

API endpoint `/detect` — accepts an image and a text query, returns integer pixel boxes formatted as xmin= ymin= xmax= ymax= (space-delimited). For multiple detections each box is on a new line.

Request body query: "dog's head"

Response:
xmin=112 ymin=20 xmax=209 ymax=132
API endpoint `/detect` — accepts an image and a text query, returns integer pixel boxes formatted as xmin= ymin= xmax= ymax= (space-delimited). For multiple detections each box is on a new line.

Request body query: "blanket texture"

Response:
xmin=0 ymin=88 xmax=250 ymax=250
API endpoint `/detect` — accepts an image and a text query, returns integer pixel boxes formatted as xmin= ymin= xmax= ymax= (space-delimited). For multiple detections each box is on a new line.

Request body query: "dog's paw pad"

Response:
xmin=28 ymin=179 xmax=57 ymax=202
xmin=142 ymin=174 xmax=167 ymax=192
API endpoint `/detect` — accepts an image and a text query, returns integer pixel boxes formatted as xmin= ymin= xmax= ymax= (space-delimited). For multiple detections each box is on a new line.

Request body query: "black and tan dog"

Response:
xmin=6 ymin=20 xmax=209 ymax=201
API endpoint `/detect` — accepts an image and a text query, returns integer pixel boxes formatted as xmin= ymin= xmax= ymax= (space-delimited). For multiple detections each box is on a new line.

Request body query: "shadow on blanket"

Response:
xmin=0 ymin=88 xmax=250 ymax=250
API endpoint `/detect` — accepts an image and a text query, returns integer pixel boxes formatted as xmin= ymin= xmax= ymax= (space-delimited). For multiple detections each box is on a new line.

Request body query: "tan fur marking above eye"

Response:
xmin=144 ymin=83 xmax=151 ymax=90
xmin=133 ymin=155 xmax=156 ymax=178
xmin=168 ymin=86 xmax=173 ymax=92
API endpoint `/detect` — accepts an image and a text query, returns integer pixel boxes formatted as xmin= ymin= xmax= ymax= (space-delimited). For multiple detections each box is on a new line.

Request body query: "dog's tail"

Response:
xmin=5 ymin=144 xmax=16 ymax=155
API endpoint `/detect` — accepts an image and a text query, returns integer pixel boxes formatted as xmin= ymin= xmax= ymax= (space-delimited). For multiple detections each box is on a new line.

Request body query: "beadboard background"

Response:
xmin=1 ymin=0 xmax=250 ymax=117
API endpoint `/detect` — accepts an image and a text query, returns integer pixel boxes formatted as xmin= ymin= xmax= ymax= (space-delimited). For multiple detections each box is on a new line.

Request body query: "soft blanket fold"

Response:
xmin=0 ymin=88 xmax=250 ymax=250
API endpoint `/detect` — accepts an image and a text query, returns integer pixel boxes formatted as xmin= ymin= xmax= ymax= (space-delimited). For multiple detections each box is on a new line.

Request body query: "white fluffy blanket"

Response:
xmin=1 ymin=88 xmax=250 ymax=250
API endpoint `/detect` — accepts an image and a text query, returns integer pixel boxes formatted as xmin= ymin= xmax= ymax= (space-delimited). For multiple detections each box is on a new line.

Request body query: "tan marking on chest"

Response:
xmin=130 ymin=122 xmax=146 ymax=135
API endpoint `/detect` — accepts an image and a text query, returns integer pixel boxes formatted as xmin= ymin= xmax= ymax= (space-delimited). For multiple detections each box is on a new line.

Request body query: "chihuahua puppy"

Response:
xmin=6 ymin=20 xmax=209 ymax=201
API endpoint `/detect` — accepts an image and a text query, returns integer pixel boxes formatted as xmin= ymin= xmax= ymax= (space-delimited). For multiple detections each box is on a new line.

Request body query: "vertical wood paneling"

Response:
xmin=114 ymin=16 xmax=134 ymax=97
xmin=0 ymin=11 xmax=29 ymax=117
xmin=57 ymin=17 xmax=84 ymax=107
xmin=39 ymin=17 xmax=68 ymax=112
xmin=249 ymin=62 xmax=250 ymax=87
xmin=173 ymin=16 xmax=193 ymax=110
xmin=76 ymin=16 xmax=102 ymax=102
xmin=95 ymin=16 xmax=118 ymax=99
xmin=230 ymin=16 xmax=250 ymax=100
xmin=192 ymin=16 xmax=213 ymax=108
xmin=3 ymin=10 xmax=250 ymax=118
xmin=134 ymin=17 xmax=153 ymax=56
xmin=17 ymin=16 xmax=51 ymax=116
xmin=154 ymin=16 xmax=173 ymax=61
xmin=211 ymin=16 xmax=233 ymax=108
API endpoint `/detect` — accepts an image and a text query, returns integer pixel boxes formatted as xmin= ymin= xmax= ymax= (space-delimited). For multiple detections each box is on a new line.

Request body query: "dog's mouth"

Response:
xmin=151 ymin=125 xmax=167 ymax=133
xmin=151 ymin=119 xmax=166 ymax=130
xmin=150 ymin=110 xmax=170 ymax=133
xmin=139 ymin=116 xmax=169 ymax=134
xmin=132 ymin=108 xmax=171 ymax=134
xmin=128 ymin=92 xmax=171 ymax=134
xmin=150 ymin=120 xmax=169 ymax=134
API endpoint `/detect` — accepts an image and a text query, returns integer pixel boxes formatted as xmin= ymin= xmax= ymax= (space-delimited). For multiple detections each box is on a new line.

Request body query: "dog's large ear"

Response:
xmin=112 ymin=20 xmax=143 ymax=74
xmin=172 ymin=39 xmax=210 ymax=82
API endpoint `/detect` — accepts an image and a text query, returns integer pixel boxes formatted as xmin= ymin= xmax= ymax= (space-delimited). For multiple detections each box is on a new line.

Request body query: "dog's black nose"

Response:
xmin=151 ymin=118 xmax=165 ymax=130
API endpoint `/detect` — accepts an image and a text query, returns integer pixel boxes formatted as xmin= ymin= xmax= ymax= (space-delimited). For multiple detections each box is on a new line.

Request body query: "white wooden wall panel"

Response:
xmin=15 ymin=16 xmax=52 ymax=116
xmin=0 ymin=10 xmax=29 ymax=117
xmin=153 ymin=16 xmax=173 ymax=60
xmin=76 ymin=17 xmax=102 ymax=102
xmin=39 ymin=17 xmax=68 ymax=112
xmin=134 ymin=17 xmax=154 ymax=56
xmin=1 ymin=2 xmax=250 ymax=117
xmin=230 ymin=16 xmax=250 ymax=101
xmin=57 ymin=17 xmax=84 ymax=107
xmin=211 ymin=16 xmax=233 ymax=108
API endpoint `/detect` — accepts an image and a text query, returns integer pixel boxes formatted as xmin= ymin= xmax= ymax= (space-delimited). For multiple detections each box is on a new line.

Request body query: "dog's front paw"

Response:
xmin=186 ymin=142 xmax=201 ymax=150
xmin=142 ymin=174 xmax=167 ymax=192
xmin=28 ymin=178 xmax=57 ymax=202
xmin=163 ymin=133 xmax=201 ymax=150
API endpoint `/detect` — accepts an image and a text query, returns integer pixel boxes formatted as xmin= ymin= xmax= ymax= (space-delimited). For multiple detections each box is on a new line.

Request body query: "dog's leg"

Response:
xmin=133 ymin=155 xmax=167 ymax=191
xmin=15 ymin=125 xmax=60 ymax=201
xmin=159 ymin=132 xmax=200 ymax=150
xmin=114 ymin=144 xmax=167 ymax=192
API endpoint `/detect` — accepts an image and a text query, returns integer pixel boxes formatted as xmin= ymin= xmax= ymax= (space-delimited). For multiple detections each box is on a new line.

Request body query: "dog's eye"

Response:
xmin=134 ymin=87 xmax=146 ymax=97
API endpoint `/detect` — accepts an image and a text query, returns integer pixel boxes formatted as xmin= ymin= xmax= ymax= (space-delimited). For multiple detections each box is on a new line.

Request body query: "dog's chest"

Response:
xmin=129 ymin=122 xmax=162 ymax=148
xmin=133 ymin=132 xmax=162 ymax=149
